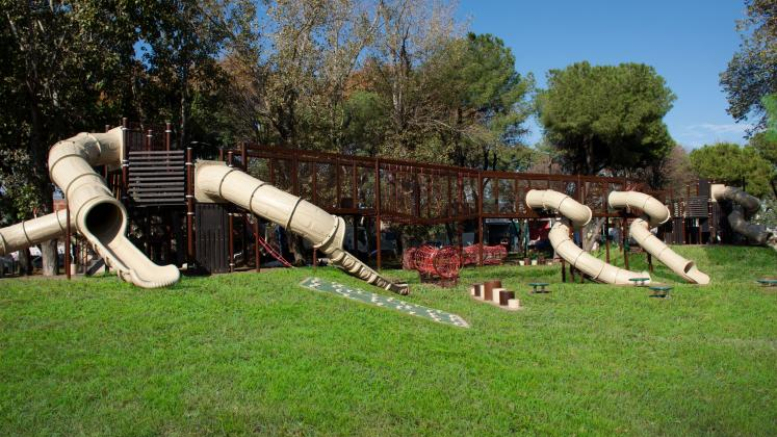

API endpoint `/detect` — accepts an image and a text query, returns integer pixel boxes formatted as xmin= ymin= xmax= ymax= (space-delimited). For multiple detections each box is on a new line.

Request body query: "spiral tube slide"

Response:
xmin=711 ymin=184 xmax=774 ymax=246
xmin=0 ymin=210 xmax=73 ymax=257
xmin=195 ymin=161 xmax=409 ymax=295
xmin=609 ymin=191 xmax=710 ymax=285
xmin=526 ymin=189 xmax=650 ymax=285
xmin=525 ymin=189 xmax=592 ymax=227
xmin=47 ymin=128 xmax=180 ymax=288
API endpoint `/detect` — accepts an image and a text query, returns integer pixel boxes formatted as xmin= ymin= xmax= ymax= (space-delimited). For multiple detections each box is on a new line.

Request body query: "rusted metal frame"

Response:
xmin=446 ymin=173 xmax=453 ymax=218
xmin=243 ymin=143 xmax=480 ymax=175
xmin=254 ymin=215 xmax=261 ymax=272
xmin=351 ymin=163 xmax=357 ymax=207
xmin=311 ymin=161 xmax=318 ymax=273
xmin=621 ymin=211 xmax=629 ymax=270
xmin=335 ymin=156 xmax=341 ymax=209
xmin=393 ymin=165 xmax=399 ymax=215
xmin=379 ymin=212 xmax=478 ymax=225
xmin=457 ymin=172 xmax=464 ymax=257
xmin=186 ymin=147 xmax=195 ymax=265
xmin=65 ymin=202 xmax=71 ymax=280
xmin=493 ymin=177 xmax=500 ymax=214
xmin=708 ymin=200 xmax=715 ymax=243
xmin=413 ymin=167 xmax=421 ymax=218
xmin=513 ymin=178 xmax=519 ymax=215
xmin=604 ymin=216 xmax=610 ymax=263
xmin=228 ymin=212 xmax=234 ymax=273
xmin=241 ymin=142 xmax=248 ymax=172
xmin=478 ymin=171 xmax=484 ymax=266
xmin=121 ymin=118 xmax=129 ymax=206
xmin=245 ymin=142 xmax=646 ymax=186
xmin=426 ymin=170 xmax=432 ymax=218
xmin=374 ymin=158 xmax=382 ymax=271
xmin=269 ymin=157 xmax=275 ymax=185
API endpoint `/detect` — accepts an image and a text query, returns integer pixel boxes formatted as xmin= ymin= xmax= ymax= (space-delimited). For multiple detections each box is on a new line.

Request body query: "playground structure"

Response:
xmin=525 ymin=189 xmax=652 ymax=285
xmin=0 ymin=120 xmax=774 ymax=290
xmin=608 ymin=191 xmax=710 ymax=284
xmin=711 ymin=184 xmax=777 ymax=249
xmin=195 ymin=160 xmax=407 ymax=293
xmin=524 ymin=188 xmax=711 ymax=285
xmin=407 ymin=245 xmax=462 ymax=286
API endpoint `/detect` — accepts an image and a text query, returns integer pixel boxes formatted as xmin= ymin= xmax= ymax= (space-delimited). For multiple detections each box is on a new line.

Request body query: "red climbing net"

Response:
xmin=461 ymin=244 xmax=508 ymax=266
xmin=405 ymin=245 xmax=462 ymax=286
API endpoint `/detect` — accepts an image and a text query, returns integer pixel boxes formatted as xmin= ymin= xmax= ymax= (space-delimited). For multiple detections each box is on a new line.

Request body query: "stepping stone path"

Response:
xmin=300 ymin=277 xmax=469 ymax=328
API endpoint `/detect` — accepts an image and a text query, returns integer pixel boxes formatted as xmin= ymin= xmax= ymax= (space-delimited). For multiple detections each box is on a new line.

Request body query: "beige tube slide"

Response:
xmin=526 ymin=189 xmax=650 ymax=285
xmin=195 ymin=161 xmax=409 ymax=295
xmin=45 ymin=128 xmax=180 ymax=288
xmin=711 ymin=184 xmax=775 ymax=247
xmin=0 ymin=210 xmax=73 ymax=257
xmin=609 ymin=191 xmax=710 ymax=285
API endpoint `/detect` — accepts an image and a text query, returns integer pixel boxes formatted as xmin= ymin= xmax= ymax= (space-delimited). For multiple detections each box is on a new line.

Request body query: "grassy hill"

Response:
xmin=1 ymin=245 xmax=776 ymax=436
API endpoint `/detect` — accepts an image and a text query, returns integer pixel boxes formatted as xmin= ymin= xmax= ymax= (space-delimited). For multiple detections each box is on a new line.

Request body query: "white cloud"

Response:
xmin=675 ymin=123 xmax=753 ymax=148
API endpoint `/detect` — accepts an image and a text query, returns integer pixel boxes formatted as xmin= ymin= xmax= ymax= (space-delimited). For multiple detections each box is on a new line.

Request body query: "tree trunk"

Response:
xmin=28 ymin=92 xmax=58 ymax=276
xmin=18 ymin=248 xmax=32 ymax=276
xmin=582 ymin=217 xmax=606 ymax=253
xmin=287 ymin=234 xmax=306 ymax=266
xmin=41 ymin=239 xmax=58 ymax=276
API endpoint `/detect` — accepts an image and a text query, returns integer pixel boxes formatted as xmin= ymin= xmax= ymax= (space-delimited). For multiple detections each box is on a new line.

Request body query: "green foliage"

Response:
xmin=537 ymin=62 xmax=676 ymax=176
xmin=0 ymin=0 xmax=257 ymax=221
xmin=2 ymin=245 xmax=777 ymax=435
xmin=720 ymin=0 xmax=777 ymax=127
xmin=689 ymin=142 xmax=775 ymax=198
xmin=430 ymin=33 xmax=535 ymax=170
xmin=764 ymin=93 xmax=777 ymax=141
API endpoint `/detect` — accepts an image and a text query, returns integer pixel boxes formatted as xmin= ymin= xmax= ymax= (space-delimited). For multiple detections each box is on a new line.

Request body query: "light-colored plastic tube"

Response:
xmin=549 ymin=222 xmax=650 ymax=284
xmin=630 ymin=218 xmax=710 ymax=284
xmin=711 ymin=184 xmax=773 ymax=245
xmin=608 ymin=191 xmax=671 ymax=227
xmin=195 ymin=161 xmax=409 ymax=294
xmin=610 ymin=191 xmax=710 ymax=285
xmin=0 ymin=210 xmax=74 ymax=256
xmin=525 ymin=189 xmax=592 ymax=227
xmin=526 ymin=189 xmax=649 ymax=285
xmin=47 ymin=128 xmax=180 ymax=288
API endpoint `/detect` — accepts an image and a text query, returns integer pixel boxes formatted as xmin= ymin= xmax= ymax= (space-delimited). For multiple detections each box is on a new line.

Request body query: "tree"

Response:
xmin=1 ymin=0 xmax=255 ymax=274
xmin=537 ymin=62 xmax=676 ymax=177
xmin=656 ymin=145 xmax=696 ymax=196
xmin=720 ymin=0 xmax=777 ymax=129
xmin=689 ymin=143 xmax=775 ymax=198
xmin=425 ymin=33 xmax=534 ymax=170
xmin=368 ymin=0 xmax=460 ymax=156
xmin=749 ymin=93 xmax=777 ymax=196
xmin=2 ymin=0 xmax=137 ymax=275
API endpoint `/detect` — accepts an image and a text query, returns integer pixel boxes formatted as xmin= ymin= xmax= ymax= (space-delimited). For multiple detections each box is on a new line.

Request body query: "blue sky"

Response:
xmin=457 ymin=0 xmax=749 ymax=149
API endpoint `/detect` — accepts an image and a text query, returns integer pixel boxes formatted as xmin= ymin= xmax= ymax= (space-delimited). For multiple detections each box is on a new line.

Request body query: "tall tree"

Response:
xmin=537 ymin=61 xmax=676 ymax=177
xmin=426 ymin=33 xmax=534 ymax=170
xmin=656 ymin=145 xmax=696 ymax=196
xmin=368 ymin=0 xmax=459 ymax=156
xmin=748 ymin=93 xmax=777 ymax=196
xmin=690 ymin=142 xmax=775 ymax=198
xmin=720 ymin=0 xmax=777 ymax=129
xmin=2 ymin=0 xmax=135 ymax=275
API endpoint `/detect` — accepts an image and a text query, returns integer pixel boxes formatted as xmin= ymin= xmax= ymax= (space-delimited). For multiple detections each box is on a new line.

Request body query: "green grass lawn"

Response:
xmin=1 ymin=245 xmax=776 ymax=436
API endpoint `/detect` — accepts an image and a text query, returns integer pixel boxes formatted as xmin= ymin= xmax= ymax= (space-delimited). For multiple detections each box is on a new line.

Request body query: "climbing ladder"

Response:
xmin=254 ymin=233 xmax=294 ymax=268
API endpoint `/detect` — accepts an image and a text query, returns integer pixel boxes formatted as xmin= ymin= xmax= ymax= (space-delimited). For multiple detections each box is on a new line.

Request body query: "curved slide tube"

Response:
xmin=0 ymin=210 xmax=73 ymax=256
xmin=526 ymin=189 xmax=650 ymax=285
xmin=609 ymin=191 xmax=710 ymax=285
xmin=711 ymin=184 xmax=774 ymax=246
xmin=47 ymin=128 xmax=180 ymax=288
xmin=195 ymin=161 xmax=409 ymax=295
